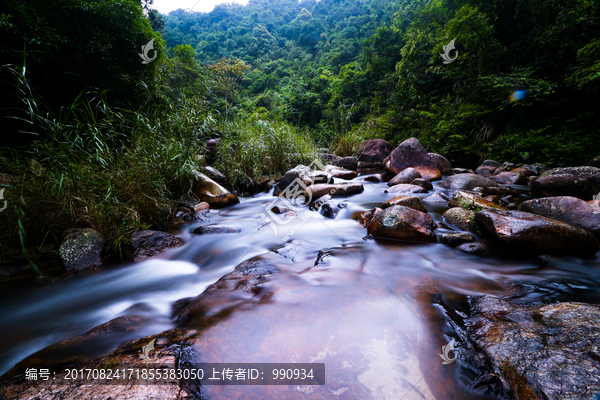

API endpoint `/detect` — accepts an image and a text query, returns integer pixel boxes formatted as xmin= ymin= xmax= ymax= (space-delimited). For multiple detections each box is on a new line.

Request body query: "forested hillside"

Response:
xmin=1 ymin=0 xmax=599 ymax=264
xmin=164 ymin=0 xmax=600 ymax=165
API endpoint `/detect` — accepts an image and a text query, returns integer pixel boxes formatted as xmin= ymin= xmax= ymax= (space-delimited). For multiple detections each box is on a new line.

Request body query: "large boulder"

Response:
xmin=474 ymin=160 xmax=501 ymax=176
xmin=59 ymin=228 xmax=105 ymax=272
xmin=131 ymin=230 xmax=184 ymax=262
xmin=387 ymin=167 xmax=421 ymax=186
xmin=475 ymin=209 xmax=599 ymax=256
xmin=382 ymin=137 xmax=441 ymax=180
xmin=428 ymin=153 xmax=452 ymax=174
xmin=448 ymin=191 xmax=508 ymax=211
xmin=382 ymin=195 xmax=427 ymax=212
xmin=519 ymin=196 xmax=600 ymax=239
xmin=192 ymin=172 xmax=239 ymax=208
xmin=463 ymin=295 xmax=600 ymax=400
xmin=385 ymin=183 xmax=428 ymax=194
xmin=358 ymin=139 xmax=393 ymax=164
xmin=366 ymin=205 xmax=437 ymax=243
xmin=439 ymin=173 xmax=499 ymax=190
xmin=489 ymin=171 xmax=528 ymax=185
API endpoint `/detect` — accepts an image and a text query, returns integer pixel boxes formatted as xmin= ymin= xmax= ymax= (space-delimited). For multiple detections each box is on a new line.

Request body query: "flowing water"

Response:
xmin=1 ymin=172 xmax=600 ymax=399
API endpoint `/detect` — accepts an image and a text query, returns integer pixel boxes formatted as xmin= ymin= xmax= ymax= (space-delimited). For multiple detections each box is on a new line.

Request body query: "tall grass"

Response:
xmin=0 ymin=65 xmax=212 ymax=263
xmin=215 ymin=114 xmax=318 ymax=188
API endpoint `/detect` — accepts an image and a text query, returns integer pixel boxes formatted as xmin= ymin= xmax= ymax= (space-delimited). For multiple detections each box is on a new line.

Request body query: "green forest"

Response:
xmin=1 ymin=0 xmax=599 ymax=264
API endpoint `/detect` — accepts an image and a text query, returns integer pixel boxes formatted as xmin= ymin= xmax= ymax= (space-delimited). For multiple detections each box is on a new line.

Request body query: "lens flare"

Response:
xmin=509 ymin=90 xmax=526 ymax=102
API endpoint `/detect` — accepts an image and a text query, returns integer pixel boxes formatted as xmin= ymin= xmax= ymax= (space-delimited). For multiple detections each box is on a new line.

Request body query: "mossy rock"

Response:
xmin=59 ymin=228 xmax=105 ymax=272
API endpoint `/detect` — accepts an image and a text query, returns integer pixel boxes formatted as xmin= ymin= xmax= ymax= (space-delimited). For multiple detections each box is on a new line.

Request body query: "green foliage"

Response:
xmin=214 ymin=116 xmax=318 ymax=186
xmin=0 ymin=65 xmax=213 ymax=263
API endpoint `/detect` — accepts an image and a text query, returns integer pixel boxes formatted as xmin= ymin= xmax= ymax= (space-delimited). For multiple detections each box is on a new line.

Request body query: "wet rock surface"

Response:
xmin=456 ymin=241 xmax=497 ymax=256
xmin=59 ymin=228 xmax=105 ymax=272
xmin=192 ymin=172 xmax=240 ymax=208
xmin=448 ymin=191 xmax=508 ymax=211
xmin=192 ymin=224 xmax=240 ymax=235
xmin=489 ymin=171 xmax=527 ymax=185
xmin=385 ymin=183 xmax=428 ymax=194
xmin=520 ymin=196 xmax=600 ymax=239
xmin=388 ymin=167 xmax=422 ymax=186
xmin=439 ymin=173 xmax=499 ymax=191
xmin=474 ymin=160 xmax=501 ymax=176
xmin=428 ymin=153 xmax=452 ymax=174
xmin=442 ymin=207 xmax=477 ymax=232
xmin=132 ymin=230 xmax=184 ymax=261
xmin=441 ymin=232 xmax=476 ymax=247
xmin=366 ymin=205 xmax=437 ymax=242
xmin=304 ymin=182 xmax=364 ymax=201
xmin=382 ymin=195 xmax=427 ymax=212
xmin=475 ymin=209 xmax=600 ymax=256
xmin=462 ymin=295 xmax=600 ymax=400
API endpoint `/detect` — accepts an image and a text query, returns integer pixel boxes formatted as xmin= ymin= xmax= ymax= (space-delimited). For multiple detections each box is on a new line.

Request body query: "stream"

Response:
xmin=1 ymin=171 xmax=600 ymax=399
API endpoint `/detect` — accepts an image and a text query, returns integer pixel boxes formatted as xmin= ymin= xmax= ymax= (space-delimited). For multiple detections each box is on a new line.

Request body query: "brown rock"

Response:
xmin=358 ymin=139 xmax=393 ymax=163
xmin=366 ymin=205 xmax=437 ymax=243
xmin=132 ymin=230 xmax=183 ymax=262
xmin=475 ymin=209 xmax=599 ymax=256
xmin=304 ymin=183 xmax=364 ymax=202
xmin=456 ymin=241 xmax=497 ymax=256
xmin=510 ymin=166 xmax=537 ymax=177
xmin=428 ymin=153 xmax=452 ymax=174
xmin=411 ymin=178 xmax=433 ymax=190
xmin=448 ymin=191 xmax=508 ymax=211
xmin=439 ymin=173 xmax=499 ymax=190
xmin=192 ymin=172 xmax=239 ymax=208
xmin=194 ymin=202 xmax=210 ymax=212
xmin=326 ymin=166 xmax=358 ymax=180
xmin=441 ymin=232 xmax=476 ymax=247
xmin=385 ymin=184 xmax=428 ymax=194
xmin=383 ymin=137 xmax=441 ymax=180
xmin=382 ymin=196 xmax=427 ymax=212
xmin=489 ymin=171 xmax=528 ymax=185
xmin=442 ymin=207 xmax=477 ymax=232
xmin=474 ymin=160 xmax=501 ymax=176
xmin=192 ymin=225 xmax=240 ymax=235
xmin=357 ymin=207 xmax=383 ymax=228
xmin=335 ymin=156 xmax=358 ymax=171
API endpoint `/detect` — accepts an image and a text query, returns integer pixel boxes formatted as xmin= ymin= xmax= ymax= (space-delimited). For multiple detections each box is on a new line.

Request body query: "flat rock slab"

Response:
xmin=520 ymin=196 xmax=600 ymax=239
xmin=304 ymin=183 xmax=364 ymax=201
xmin=366 ymin=205 xmax=436 ymax=243
xmin=385 ymin=184 xmax=428 ymax=194
xmin=464 ymin=295 xmax=600 ymax=400
xmin=475 ymin=209 xmax=599 ymax=256
xmin=439 ymin=173 xmax=499 ymax=190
